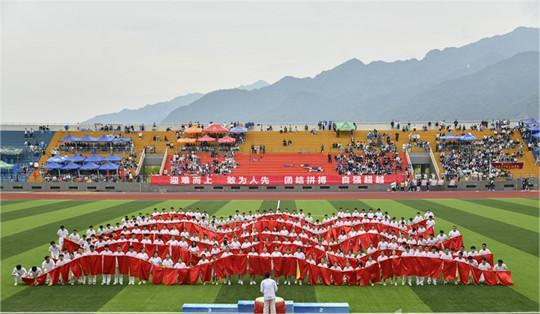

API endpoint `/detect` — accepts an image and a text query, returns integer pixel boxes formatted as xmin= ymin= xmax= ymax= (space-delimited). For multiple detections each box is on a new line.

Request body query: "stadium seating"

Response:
xmin=0 ymin=130 xmax=54 ymax=182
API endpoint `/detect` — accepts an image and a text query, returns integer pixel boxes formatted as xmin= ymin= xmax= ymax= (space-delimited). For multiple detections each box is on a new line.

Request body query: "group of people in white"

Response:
xmin=13 ymin=206 xmax=508 ymax=287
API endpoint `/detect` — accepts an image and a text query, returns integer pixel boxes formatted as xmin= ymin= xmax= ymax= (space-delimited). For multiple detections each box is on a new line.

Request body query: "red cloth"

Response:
xmin=151 ymin=266 xmax=164 ymax=284
xmin=443 ymin=260 xmax=457 ymax=281
xmin=379 ymin=259 xmax=393 ymax=279
xmin=128 ymin=257 xmax=141 ymax=278
xmin=331 ymin=269 xmax=344 ymax=285
xmin=457 ymin=262 xmax=471 ymax=285
xmin=163 ymin=268 xmax=179 ymax=285
xmin=319 ymin=267 xmax=332 ymax=286
xmin=496 ymin=271 xmax=513 ymax=285
xmin=62 ymin=238 xmax=81 ymax=252
xmin=102 ymin=255 xmax=116 ymax=275
xmin=248 ymin=256 xmax=271 ymax=276
xmin=274 ymin=257 xmax=296 ymax=277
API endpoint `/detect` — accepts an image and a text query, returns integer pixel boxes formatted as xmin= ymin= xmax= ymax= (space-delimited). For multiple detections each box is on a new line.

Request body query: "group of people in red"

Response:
xmin=13 ymin=206 xmax=512 ymax=287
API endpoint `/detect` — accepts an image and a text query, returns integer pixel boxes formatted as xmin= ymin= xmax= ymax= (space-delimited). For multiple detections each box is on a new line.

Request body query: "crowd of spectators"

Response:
xmin=165 ymin=151 xmax=238 ymax=176
xmin=437 ymin=127 xmax=523 ymax=180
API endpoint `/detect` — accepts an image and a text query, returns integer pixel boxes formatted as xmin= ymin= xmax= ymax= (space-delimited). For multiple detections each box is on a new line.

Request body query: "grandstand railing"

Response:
xmin=135 ymin=149 xmax=146 ymax=177
xmin=159 ymin=148 xmax=168 ymax=175
xmin=428 ymin=144 xmax=441 ymax=180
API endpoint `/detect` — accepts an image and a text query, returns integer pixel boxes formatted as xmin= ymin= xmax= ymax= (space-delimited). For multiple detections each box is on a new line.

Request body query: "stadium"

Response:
xmin=1 ymin=1 xmax=539 ymax=314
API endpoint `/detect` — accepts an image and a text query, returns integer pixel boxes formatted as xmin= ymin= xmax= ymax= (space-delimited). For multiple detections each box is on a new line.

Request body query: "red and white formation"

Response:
xmin=21 ymin=210 xmax=511 ymax=286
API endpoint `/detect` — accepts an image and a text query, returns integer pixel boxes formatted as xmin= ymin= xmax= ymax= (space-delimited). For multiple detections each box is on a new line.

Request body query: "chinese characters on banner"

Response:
xmin=150 ymin=174 xmax=405 ymax=186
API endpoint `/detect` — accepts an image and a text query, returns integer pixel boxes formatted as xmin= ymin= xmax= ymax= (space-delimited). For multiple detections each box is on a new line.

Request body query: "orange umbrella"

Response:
xmin=185 ymin=126 xmax=203 ymax=134
xmin=177 ymin=138 xmax=197 ymax=144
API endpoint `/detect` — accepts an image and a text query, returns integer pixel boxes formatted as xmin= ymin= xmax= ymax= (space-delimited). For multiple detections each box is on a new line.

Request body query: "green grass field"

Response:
xmin=0 ymin=197 xmax=538 ymax=312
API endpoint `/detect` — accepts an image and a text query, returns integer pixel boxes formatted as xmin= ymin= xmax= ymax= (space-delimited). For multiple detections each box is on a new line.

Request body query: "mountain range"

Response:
xmin=85 ymin=27 xmax=539 ymax=124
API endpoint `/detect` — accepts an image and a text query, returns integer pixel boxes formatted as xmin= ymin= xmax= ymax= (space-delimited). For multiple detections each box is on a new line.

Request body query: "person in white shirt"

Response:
xmin=162 ymin=254 xmax=174 ymax=267
xmin=113 ymin=246 xmax=125 ymax=285
xmin=125 ymin=246 xmax=138 ymax=285
xmin=68 ymin=229 xmax=81 ymax=243
xmin=48 ymin=241 xmax=61 ymax=260
xmin=149 ymin=252 xmax=162 ymax=266
xmin=26 ymin=266 xmax=42 ymax=279
xmin=174 ymin=258 xmax=187 ymax=269
xmin=448 ymin=226 xmax=461 ymax=238
xmin=12 ymin=265 xmax=27 ymax=286
xmin=477 ymin=258 xmax=492 ymax=283
xmin=479 ymin=243 xmax=491 ymax=256
xmin=260 ymin=272 xmax=278 ymax=314
xmin=400 ymin=247 xmax=414 ymax=286
xmin=136 ymin=248 xmax=149 ymax=285
xmin=100 ymin=245 xmax=114 ymax=285
xmin=493 ymin=259 xmax=507 ymax=271
xmin=57 ymin=225 xmax=69 ymax=248
xmin=86 ymin=225 xmax=96 ymax=238
xmin=41 ymin=256 xmax=55 ymax=285
xmin=426 ymin=247 xmax=440 ymax=285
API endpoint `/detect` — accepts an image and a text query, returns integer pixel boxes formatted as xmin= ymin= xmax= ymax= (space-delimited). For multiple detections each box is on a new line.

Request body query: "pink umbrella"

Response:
xmin=197 ymin=135 xmax=216 ymax=142
xmin=218 ymin=136 xmax=236 ymax=144
xmin=203 ymin=123 xmax=229 ymax=133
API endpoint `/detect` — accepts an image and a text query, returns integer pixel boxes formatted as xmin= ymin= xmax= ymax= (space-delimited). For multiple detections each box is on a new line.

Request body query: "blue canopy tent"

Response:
xmin=66 ymin=154 xmax=86 ymax=162
xmin=459 ymin=133 xmax=477 ymax=141
xmin=522 ymin=118 xmax=539 ymax=126
xmin=103 ymin=154 xmax=123 ymax=162
xmin=42 ymin=163 xmax=63 ymax=169
xmin=42 ymin=162 xmax=62 ymax=176
xmin=99 ymin=162 xmax=119 ymax=176
xmin=96 ymin=135 xmax=114 ymax=142
xmin=47 ymin=155 xmax=66 ymax=163
xmin=80 ymin=162 xmax=100 ymax=171
xmin=84 ymin=154 xmax=104 ymax=163
xmin=111 ymin=137 xmax=131 ymax=143
xmin=80 ymin=135 xmax=98 ymax=142
xmin=439 ymin=133 xmax=460 ymax=141
xmin=99 ymin=162 xmax=119 ymax=171
xmin=229 ymin=127 xmax=248 ymax=134
xmin=60 ymin=134 xmax=82 ymax=142
xmin=62 ymin=162 xmax=81 ymax=170
xmin=526 ymin=125 xmax=540 ymax=134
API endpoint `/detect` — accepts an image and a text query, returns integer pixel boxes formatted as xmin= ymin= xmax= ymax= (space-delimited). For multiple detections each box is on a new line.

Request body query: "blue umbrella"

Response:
xmin=229 ymin=127 xmax=248 ymax=133
xmin=103 ymin=154 xmax=123 ymax=162
xmin=98 ymin=162 xmax=119 ymax=171
xmin=42 ymin=163 xmax=62 ymax=170
xmin=84 ymin=154 xmax=104 ymax=163
xmin=80 ymin=162 xmax=100 ymax=170
xmin=47 ymin=155 xmax=66 ymax=163
xmin=66 ymin=154 xmax=86 ymax=162
xmin=62 ymin=162 xmax=81 ymax=170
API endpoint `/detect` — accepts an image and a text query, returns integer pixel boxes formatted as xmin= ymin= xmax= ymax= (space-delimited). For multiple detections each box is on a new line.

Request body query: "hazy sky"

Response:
xmin=1 ymin=1 xmax=538 ymax=123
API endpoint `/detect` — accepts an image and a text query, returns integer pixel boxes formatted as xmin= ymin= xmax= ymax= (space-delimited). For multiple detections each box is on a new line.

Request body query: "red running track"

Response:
xmin=0 ymin=191 xmax=538 ymax=200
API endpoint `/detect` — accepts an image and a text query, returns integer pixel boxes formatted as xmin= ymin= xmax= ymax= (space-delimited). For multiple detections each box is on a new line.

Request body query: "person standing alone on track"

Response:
xmin=260 ymin=272 xmax=278 ymax=314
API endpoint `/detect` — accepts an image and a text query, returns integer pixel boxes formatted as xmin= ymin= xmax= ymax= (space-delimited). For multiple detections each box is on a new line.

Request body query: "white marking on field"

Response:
xmin=277 ymin=200 xmax=281 ymax=209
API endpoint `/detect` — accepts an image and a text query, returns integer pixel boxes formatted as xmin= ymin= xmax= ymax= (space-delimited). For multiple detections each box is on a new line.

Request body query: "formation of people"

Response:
xmin=14 ymin=206 xmax=511 ymax=287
